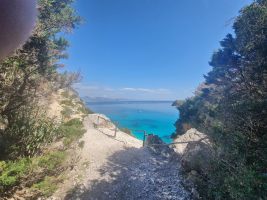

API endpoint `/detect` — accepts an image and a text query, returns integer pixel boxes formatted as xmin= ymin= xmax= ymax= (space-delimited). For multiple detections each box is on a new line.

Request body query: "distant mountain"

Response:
xmin=82 ymin=96 xmax=174 ymax=104
xmin=82 ymin=96 xmax=129 ymax=103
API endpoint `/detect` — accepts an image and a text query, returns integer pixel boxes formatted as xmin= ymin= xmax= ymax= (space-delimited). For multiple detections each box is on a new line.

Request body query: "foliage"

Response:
xmin=0 ymin=159 xmax=30 ymax=189
xmin=0 ymin=0 xmax=82 ymax=197
xmin=0 ymin=0 xmax=81 ymax=126
xmin=77 ymin=104 xmax=94 ymax=115
xmin=174 ymin=0 xmax=267 ymax=199
xmin=60 ymin=89 xmax=93 ymax=116
xmin=0 ymin=151 xmax=67 ymax=197
xmin=32 ymin=176 xmax=63 ymax=197
xmin=0 ymin=105 xmax=57 ymax=159
xmin=57 ymin=118 xmax=86 ymax=146
xmin=36 ymin=151 xmax=66 ymax=173
xmin=0 ymin=0 xmax=81 ymax=155
xmin=61 ymin=91 xmax=70 ymax=98
xmin=61 ymin=106 xmax=74 ymax=120
xmin=61 ymin=99 xmax=75 ymax=107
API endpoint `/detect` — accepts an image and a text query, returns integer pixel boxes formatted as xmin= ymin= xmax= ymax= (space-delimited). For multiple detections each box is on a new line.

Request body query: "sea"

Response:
xmin=86 ymin=101 xmax=179 ymax=143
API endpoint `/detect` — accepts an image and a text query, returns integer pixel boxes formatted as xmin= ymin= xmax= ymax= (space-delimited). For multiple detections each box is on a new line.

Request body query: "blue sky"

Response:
xmin=63 ymin=0 xmax=252 ymax=100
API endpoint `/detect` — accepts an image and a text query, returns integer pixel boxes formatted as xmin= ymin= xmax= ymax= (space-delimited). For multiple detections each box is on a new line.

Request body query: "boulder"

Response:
xmin=173 ymin=128 xmax=211 ymax=155
xmin=181 ymin=141 xmax=214 ymax=173
xmin=146 ymin=134 xmax=175 ymax=158
xmin=173 ymin=128 xmax=214 ymax=173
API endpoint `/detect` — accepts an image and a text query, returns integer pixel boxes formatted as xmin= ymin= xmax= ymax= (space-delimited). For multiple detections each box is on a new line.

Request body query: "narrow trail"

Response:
xmin=53 ymin=114 xmax=191 ymax=200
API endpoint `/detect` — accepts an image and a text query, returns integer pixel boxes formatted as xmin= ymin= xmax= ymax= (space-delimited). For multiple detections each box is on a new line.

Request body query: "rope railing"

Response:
xmin=130 ymin=130 xmax=148 ymax=147
xmin=94 ymin=116 xmax=148 ymax=146
xmin=94 ymin=115 xmax=197 ymax=147
xmin=146 ymin=136 xmax=209 ymax=147
xmin=94 ymin=115 xmax=118 ymax=138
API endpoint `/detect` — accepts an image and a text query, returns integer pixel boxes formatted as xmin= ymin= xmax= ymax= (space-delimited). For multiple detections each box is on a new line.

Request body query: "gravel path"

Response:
xmin=55 ymin=114 xmax=191 ymax=200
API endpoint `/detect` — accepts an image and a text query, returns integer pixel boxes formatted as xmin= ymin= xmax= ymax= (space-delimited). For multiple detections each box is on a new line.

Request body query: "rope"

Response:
xmin=147 ymin=137 xmax=209 ymax=147
xmin=95 ymin=115 xmax=207 ymax=148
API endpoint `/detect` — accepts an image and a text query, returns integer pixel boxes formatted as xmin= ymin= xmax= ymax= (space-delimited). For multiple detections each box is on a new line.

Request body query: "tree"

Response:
xmin=0 ymin=0 xmax=81 ymax=158
xmin=174 ymin=0 xmax=267 ymax=199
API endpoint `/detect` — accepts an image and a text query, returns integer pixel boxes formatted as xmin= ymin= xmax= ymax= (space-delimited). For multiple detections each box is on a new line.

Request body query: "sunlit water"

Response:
xmin=86 ymin=101 xmax=178 ymax=143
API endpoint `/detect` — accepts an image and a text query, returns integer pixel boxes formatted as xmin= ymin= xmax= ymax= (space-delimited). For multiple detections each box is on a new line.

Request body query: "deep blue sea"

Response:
xmin=86 ymin=101 xmax=178 ymax=143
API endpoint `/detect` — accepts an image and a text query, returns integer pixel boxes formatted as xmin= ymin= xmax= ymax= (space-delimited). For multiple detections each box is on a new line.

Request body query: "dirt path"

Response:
xmin=53 ymin=114 xmax=191 ymax=200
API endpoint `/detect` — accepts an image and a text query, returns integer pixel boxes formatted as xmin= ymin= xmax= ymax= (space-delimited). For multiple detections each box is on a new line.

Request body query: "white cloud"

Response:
xmin=73 ymin=83 xmax=176 ymax=100
xmin=121 ymin=87 xmax=153 ymax=92
xmin=120 ymin=87 xmax=171 ymax=94
xmin=73 ymin=83 xmax=99 ymax=90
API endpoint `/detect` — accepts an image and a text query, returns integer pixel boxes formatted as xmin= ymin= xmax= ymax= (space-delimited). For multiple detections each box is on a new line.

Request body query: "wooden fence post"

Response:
xmin=114 ymin=127 xmax=117 ymax=138
xmin=142 ymin=131 xmax=146 ymax=147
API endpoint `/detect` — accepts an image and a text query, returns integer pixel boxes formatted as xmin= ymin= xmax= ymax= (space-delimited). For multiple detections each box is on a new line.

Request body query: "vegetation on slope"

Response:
xmin=0 ymin=0 xmax=89 ymax=198
xmin=0 ymin=151 xmax=67 ymax=197
xmin=60 ymin=89 xmax=93 ymax=120
xmin=174 ymin=1 xmax=267 ymax=199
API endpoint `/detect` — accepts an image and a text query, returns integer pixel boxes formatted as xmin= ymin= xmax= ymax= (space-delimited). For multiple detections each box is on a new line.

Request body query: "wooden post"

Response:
xmin=114 ymin=121 xmax=118 ymax=138
xmin=114 ymin=127 xmax=117 ymax=138
xmin=142 ymin=131 xmax=146 ymax=147
xmin=97 ymin=116 xmax=100 ymax=126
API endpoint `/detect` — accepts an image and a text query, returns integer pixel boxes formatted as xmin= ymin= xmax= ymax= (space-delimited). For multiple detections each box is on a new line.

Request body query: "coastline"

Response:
xmin=86 ymin=101 xmax=177 ymax=143
xmin=85 ymin=114 xmax=144 ymax=146
xmin=52 ymin=113 xmax=191 ymax=199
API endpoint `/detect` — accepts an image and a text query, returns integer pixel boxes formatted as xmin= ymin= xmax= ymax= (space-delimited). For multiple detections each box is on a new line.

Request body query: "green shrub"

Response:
xmin=173 ymin=1 xmax=267 ymax=199
xmin=36 ymin=151 xmax=66 ymax=172
xmin=61 ymin=106 xmax=73 ymax=119
xmin=57 ymin=118 xmax=86 ymax=146
xmin=32 ymin=176 xmax=61 ymax=197
xmin=70 ymin=94 xmax=77 ymax=100
xmin=199 ymin=159 xmax=267 ymax=200
xmin=0 ymin=151 xmax=68 ymax=197
xmin=1 ymin=107 xmax=57 ymax=159
xmin=61 ymin=91 xmax=70 ymax=98
xmin=0 ymin=159 xmax=31 ymax=191
xmin=60 ymin=99 xmax=75 ymax=107
xmin=77 ymin=105 xmax=93 ymax=115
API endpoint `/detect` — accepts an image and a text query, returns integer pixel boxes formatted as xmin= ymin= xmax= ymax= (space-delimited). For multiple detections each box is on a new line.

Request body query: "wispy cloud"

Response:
xmin=73 ymin=83 xmax=176 ymax=100
xmin=74 ymin=84 xmax=99 ymax=90
xmin=120 ymin=87 xmax=171 ymax=94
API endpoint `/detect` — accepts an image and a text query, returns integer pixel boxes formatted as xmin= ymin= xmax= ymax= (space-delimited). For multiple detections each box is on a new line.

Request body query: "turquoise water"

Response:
xmin=86 ymin=101 xmax=178 ymax=143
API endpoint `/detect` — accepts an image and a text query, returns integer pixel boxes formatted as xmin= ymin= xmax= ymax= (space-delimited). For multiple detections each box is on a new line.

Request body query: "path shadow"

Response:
xmin=64 ymin=147 xmax=180 ymax=200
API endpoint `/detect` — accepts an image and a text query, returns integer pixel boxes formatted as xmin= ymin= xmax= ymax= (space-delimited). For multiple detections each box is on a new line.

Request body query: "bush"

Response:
xmin=61 ymin=91 xmax=70 ymax=98
xmin=77 ymin=105 xmax=93 ymax=115
xmin=32 ymin=176 xmax=59 ymax=197
xmin=61 ymin=106 xmax=73 ymax=119
xmin=0 ymin=151 xmax=67 ymax=197
xmin=57 ymin=118 xmax=86 ymax=146
xmin=174 ymin=1 xmax=267 ymax=199
xmin=0 ymin=159 xmax=31 ymax=192
xmin=36 ymin=151 xmax=66 ymax=173
xmin=201 ymin=159 xmax=267 ymax=200
xmin=1 ymin=106 xmax=57 ymax=159
xmin=60 ymin=99 xmax=75 ymax=107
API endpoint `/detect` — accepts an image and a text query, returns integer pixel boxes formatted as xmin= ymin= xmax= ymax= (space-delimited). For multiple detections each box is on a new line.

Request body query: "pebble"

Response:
xmin=66 ymin=147 xmax=192 ymax=200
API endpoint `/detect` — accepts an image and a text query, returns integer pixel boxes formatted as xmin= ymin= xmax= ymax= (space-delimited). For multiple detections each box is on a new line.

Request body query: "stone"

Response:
xmin=173 ymin=128 xmax=214 ymax=173
xmin=145 ymin=134 xmax=175 ymax=158
xmin=181 ymin=141 xmax=214 ymax=173
xmin=173 ymin=128 xmax=211 ymax=155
